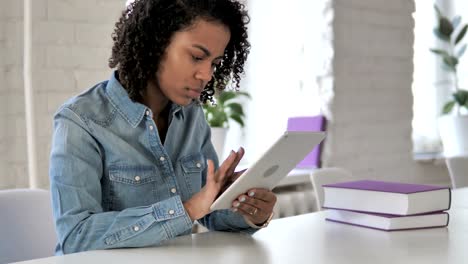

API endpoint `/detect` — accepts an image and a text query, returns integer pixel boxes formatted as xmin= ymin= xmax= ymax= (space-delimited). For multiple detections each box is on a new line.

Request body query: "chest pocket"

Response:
xmin=108 ymin=165 xmax=159 ymax=210
xmin=180 ymin=153 xmax=206 ymax=194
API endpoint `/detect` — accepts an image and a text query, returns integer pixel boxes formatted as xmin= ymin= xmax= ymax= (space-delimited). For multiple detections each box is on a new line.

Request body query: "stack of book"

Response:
xmin=322 ymin=180 xmax=451 ymax=231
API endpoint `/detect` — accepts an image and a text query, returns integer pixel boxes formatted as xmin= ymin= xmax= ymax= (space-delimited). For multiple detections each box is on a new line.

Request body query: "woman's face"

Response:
xmin=155 ymin=18 xmax=231 ymax=106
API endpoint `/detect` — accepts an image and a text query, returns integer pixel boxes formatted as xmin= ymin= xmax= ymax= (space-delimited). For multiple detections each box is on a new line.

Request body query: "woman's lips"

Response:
xmin=187 ymin=88 xmax=202 ymax=98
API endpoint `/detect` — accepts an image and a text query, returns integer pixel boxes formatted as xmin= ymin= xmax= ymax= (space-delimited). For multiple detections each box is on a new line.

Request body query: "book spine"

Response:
xmin=447 ymin=188 xmax=452 ymax=211
xmin=321 ymin=207 xmax=449 ymax=216
xmin=325 ymin=217 xmax=449 ymax=232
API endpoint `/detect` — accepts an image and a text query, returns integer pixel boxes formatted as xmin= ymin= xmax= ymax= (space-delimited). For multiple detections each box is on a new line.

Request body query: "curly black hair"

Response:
xmin=108 ymin=0 xmax=250 ymax=104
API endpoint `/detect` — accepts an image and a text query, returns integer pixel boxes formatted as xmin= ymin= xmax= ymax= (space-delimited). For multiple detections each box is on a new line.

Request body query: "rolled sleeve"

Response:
xmin=152 ymin=196 xmax=189 ymax=222
xmin=103 ymin=196 xmax=193 ymax=247
xmin=152 ymin=196 xmax=193 ymax=238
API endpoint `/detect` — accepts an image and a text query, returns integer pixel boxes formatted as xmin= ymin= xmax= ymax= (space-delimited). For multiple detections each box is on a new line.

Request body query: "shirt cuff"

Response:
xmin=152 ymin=196 xmax=193 ymax=238
xmin=151 ymin=196 xmax=186 ymax=221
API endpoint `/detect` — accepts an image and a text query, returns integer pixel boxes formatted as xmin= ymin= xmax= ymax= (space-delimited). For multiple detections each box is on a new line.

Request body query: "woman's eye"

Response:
xmin=192 ymin=55 xmax=203 ymax=62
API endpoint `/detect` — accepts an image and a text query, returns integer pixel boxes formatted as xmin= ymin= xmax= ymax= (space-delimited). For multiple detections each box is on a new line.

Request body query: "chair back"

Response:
xmin=446 ymin=156 xmax=468 ymax=189
xmin=0 ymin=189 xmax=57 ymax=264
xmin=310 ymin=167 xmax=352 ymax=210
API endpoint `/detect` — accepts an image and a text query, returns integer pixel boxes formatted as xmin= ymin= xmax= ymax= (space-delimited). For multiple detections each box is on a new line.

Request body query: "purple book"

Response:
xmin=322 ymin=180 xmax=451 ymax=216
xmin=325 ymin=209 xmax=450 ymax=231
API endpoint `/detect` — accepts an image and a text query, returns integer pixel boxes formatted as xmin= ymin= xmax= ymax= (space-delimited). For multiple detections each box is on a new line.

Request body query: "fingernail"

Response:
xmin=239 ymin=196 xmax=246 ymax=202
xmin=237 ymin=147 xmax=243 ymax=152
xmin=233 ymin=202 xmax=240 ymax=207
xmin=232 ymin=208 xmax=238 ymax=212
xmin=248 ymin=191 xmax=255 ymax=197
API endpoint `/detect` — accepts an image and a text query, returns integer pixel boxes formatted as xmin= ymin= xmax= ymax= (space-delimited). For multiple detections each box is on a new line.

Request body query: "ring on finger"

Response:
xmin=250 ymin=207 xmax=258 ymax=215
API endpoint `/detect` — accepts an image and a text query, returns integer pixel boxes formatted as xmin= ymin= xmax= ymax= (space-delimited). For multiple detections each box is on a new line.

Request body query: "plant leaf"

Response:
xmin=229 ymin=114 xmax=245 ymax=127
xmin=218 ymin=91 xmax=236 ymax=105
xmin=211 ymin=111 xmax=228 ymax=127
xmin=441 ymin=63 xmax=456 ymax=72
xmin=442 ymin=55 xmax=459 ymax=69
xmin=453 ymin=90 xmax=468 ymax=106
xmin=236 ymin=91 xmax=252 ymax=99
xmin=434 ymin=4 xmax=442 ymax=19
xmin=439 ymin=17 xmax=454 ymax=38
xmin=203 ymin=104 xmax=228 ymax=127
xmin=226 ymin=102 xmax=244 ymax=116
xmin=430 ymin=49 xmax=449 ymax=57
xmin=434 ymin=28 xmax=450 ymax=42
xmin=455 ymin=24 xmax=468 ymax=44
xmin=457 ymin=44 xmax=467 ymax=58
xmin=205 ymin=90 xmax=251 ymax=128
xmin=452 ymin=16 xmax=462 ymax=29
xmin=442 ymin=101 xmax=456 ymax=114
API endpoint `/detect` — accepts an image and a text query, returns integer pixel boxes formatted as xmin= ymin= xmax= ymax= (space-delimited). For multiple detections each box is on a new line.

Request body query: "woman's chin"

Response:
xmin=173 ymin=97 xmax=196 ymax=106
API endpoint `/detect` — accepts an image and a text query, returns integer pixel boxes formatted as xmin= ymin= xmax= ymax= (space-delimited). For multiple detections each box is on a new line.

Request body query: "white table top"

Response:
xmin=14 ymin=189 xmax=468 ymax=264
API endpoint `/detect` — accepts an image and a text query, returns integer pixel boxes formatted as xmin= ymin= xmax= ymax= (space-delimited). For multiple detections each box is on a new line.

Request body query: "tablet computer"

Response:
xmin=210 ymin=131 xmax=326 ymax=211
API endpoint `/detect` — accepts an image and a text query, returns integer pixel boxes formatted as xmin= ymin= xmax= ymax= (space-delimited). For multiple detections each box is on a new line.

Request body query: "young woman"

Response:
xmin=49 ymin=0 xmax=277 ymax=254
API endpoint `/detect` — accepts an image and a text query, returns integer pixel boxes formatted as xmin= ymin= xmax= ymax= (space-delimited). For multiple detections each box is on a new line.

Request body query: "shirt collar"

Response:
xmin=170 ymin=103 xmax=184 ymax=118
xmin=105 ymin=71 xmax=185 ymax=127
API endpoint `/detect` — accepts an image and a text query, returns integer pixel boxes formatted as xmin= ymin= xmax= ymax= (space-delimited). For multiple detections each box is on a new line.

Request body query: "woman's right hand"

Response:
xmin=183 ymin=147 xmax=245 ymax=220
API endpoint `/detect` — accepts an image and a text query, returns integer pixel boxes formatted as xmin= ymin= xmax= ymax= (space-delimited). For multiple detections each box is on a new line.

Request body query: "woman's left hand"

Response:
xmin=232 ymin=188 xmax=277 ymax=225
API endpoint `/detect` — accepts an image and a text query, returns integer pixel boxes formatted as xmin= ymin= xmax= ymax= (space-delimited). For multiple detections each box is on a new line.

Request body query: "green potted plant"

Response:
xmin=430 ymin=5 xmax=468 ymax=159
xmin=202 ymin=89 xmax=251 ymax=158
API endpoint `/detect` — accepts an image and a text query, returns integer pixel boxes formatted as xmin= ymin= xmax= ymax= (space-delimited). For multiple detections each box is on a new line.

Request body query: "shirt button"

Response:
xmin=134 ymin=176 xmax=141 ymax=182
xmin=196 ymin=163 xmax=202 ymax=168
xmin=160 ymin=156 xmax=165 ymax=161
xmin=149 ymin=125 xmax=154 ymax=130
xmin=146 ymin=110 xmax=150 ymax=116
xmin=133 ymin=226 xmax=140 ymax=232
xmin=168 ymin=209 xmax=175 ymax=215
xmin=170 ymin=188 xmax=177 ymax=194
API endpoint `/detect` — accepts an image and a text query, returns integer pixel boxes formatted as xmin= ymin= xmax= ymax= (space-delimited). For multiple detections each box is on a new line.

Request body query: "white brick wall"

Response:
xmin=0 ymin=0 xmax=451 ymax=189
xmin=330 ymin=0 xmax=450 ymax=185
xmin=1 ymin=0 xmax=26 ymax=189
xmin=0 ymin=0 xmax=122 ymax=189
xmin=32 ymin=0 xmax=121 ymax=188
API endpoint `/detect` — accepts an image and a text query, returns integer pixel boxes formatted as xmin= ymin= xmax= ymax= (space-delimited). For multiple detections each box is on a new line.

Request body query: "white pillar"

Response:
xmin=23 ymin=0 xmax=38 ymax=188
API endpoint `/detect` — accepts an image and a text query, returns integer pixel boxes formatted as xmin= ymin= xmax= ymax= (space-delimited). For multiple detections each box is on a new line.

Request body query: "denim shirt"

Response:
xmin=49 ymin=72 xmax=256 ymax=254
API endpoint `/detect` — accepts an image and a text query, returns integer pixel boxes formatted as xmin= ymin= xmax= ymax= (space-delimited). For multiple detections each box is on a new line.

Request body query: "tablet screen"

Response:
xmin=210 ymin=131 xmax=326 ymax=211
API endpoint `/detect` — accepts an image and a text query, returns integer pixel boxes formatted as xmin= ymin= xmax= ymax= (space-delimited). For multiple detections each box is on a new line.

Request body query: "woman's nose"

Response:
xmin=195 ymin=65 xmax=214 ymax=83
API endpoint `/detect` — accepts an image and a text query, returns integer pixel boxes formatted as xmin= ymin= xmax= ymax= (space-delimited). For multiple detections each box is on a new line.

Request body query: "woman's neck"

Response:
xmin=142 ymin=79 xmax=170 ymax=118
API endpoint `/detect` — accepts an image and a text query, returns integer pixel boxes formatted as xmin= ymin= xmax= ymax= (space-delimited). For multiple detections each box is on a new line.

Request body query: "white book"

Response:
xmin=322 ymin=180 xmax=451 ymax=215
xmin=326 ymin=209 xmax=449 ymax=231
